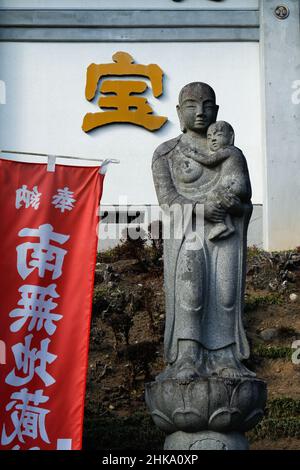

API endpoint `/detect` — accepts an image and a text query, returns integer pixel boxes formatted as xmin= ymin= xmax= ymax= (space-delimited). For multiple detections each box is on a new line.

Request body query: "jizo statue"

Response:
xmin=147 ymin=83 xmax=266 ymax=451
xmin=152 ymin=82 xmax=254 ymax=380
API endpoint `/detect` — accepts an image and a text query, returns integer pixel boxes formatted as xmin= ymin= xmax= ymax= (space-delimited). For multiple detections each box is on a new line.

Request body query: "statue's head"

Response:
xmin=207 ymin=121 xmax=235 ymax=152
xmin=177 ymin=82 xmax=219 ymax=134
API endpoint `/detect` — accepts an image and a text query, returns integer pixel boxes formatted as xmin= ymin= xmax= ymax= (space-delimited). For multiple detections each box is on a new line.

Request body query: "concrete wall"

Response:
xmin=0 ymin=0 xmax=259 ymax=10
xmin=1 ymin=1 xmax=299 ymax=250
xmin=260 ymin=0 xmax=300 ymax=250
xmin=0 ymin=42 xmax=263 ymax=206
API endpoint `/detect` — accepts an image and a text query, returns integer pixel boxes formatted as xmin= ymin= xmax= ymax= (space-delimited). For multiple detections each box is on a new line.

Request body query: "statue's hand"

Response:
xmin=219 ymin=193 xmax=243 ymax=216
xmin=219 ymin=192 xmax=239 ymax=209
xmin=204 ymin=201 xmax=226 ymax=223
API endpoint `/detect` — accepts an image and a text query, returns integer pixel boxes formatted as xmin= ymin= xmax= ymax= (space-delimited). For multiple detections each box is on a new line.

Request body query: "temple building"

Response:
xmin=0 ymin=0 xmax=299 ymax=250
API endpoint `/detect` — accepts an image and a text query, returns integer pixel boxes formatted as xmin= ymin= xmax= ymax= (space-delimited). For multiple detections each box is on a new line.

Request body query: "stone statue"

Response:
xmin=145 ymin=83 xmax=267 ymax=451
xmin=152 ymin=82 xmax=253 ymax=379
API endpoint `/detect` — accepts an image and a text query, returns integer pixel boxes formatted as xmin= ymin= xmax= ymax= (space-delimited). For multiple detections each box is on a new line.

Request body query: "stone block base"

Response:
xmin=164 ymin=430 xmax=249 ymax=450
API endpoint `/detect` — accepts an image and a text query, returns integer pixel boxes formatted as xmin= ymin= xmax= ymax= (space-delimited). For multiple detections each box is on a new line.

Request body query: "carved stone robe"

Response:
xmin=152 ymin=135 xmax=252 ymax=365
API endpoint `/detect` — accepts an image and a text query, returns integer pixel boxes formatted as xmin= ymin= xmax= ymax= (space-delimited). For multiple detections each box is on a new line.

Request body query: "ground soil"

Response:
xmin=84 ymin=244 xmax=300 ymax=450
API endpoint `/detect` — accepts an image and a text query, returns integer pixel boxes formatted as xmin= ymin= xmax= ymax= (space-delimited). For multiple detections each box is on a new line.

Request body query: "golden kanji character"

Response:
xmin=82 ymin=51 xmax=167 ymax=132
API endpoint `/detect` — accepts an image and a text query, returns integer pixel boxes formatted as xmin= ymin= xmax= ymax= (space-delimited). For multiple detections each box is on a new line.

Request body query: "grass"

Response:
xmin=83 ymin=398 xmax=300 ymax=449
xmin=252 ymin=345 xmax=294 ymax=360
xmin=248 ymin=417 xmax=300 ymax=442
xmin=265 ymin=398 xmax=300 ymax=419
xmin=244 ymin=397 xmax=300 ymax=442
xmin=244 ymin=293 xmax=284 ymax=312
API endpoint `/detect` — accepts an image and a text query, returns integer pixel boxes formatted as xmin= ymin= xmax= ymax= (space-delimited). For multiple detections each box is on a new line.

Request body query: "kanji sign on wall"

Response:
xmin=0 ymin=158 xmax=104 ymax=450
xmin=82 ymin=51 xmax=167 ymax=132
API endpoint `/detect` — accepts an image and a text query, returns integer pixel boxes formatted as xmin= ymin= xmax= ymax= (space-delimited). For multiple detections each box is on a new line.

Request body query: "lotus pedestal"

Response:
xmin=145 ymin=377 xmax=267 ymax=450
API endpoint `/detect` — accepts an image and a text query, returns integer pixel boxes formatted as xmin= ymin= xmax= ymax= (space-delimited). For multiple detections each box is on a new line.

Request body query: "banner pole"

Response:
xmin=0 ymin=150 xmax=120 ymax=165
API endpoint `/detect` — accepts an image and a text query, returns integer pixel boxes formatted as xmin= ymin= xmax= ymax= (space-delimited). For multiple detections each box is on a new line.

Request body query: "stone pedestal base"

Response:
xmin=164 ymin=430 xmax=249 ymax=451
xmin=145 ymin=376 xmax=267 ymax=451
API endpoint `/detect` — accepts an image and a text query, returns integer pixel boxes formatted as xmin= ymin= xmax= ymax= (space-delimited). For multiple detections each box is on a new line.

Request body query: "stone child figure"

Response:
xmin=173 ymin=120 xmax=245 ymax=241
xmin=152 ymin=82 xmax=253 ymax=380
xmin=206 ymin=120 xmax=248 ymax=241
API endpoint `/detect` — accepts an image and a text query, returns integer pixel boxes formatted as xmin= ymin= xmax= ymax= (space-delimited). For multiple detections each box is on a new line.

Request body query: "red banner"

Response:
xmin=0 ymin=159 xmax=104 ymax=450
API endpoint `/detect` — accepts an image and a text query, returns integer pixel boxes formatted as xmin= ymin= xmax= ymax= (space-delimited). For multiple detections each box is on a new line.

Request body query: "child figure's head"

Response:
xmin=207 ymin=121 xmax=235 ymax=152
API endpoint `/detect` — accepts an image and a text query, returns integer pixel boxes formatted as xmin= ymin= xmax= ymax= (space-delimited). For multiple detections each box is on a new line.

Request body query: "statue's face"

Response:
xmin=178 ymin=94 xmax=218 ymax=134
xmin=207 ymin=125 xmax=232 ymax=152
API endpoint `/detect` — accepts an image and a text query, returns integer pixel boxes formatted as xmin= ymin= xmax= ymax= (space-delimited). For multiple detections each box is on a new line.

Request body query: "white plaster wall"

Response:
xmin=0 ymin=42 xmax=263 ymax=205
xmin=0 ymin=0 xmax=259 ymax=10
